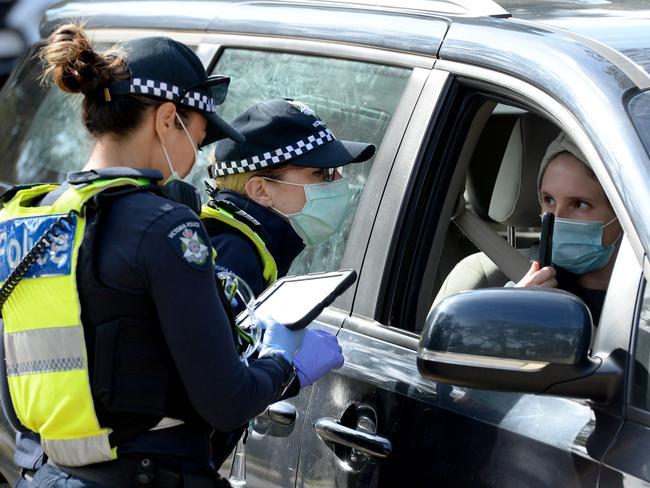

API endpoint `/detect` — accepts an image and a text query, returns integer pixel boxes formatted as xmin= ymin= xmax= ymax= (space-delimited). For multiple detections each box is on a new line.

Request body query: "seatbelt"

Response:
xmin=452 ymin=195 xmax=530 ymax=283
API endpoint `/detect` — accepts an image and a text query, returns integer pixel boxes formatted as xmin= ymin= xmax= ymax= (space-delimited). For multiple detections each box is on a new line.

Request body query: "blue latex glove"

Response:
xmin=293 ymin=329 xmax=344 ymax=388
xmin=258 ymin=317 xmax=305 ymax=363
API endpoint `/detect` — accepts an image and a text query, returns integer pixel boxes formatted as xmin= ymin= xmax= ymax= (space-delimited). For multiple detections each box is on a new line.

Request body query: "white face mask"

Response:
xmin=160 ymin=113 xmax=199 ymax=182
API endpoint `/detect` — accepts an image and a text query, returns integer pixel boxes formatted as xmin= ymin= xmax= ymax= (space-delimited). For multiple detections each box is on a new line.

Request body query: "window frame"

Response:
xmin=351 ymin=60 xmax=647 ymax=352
xmin=377 ymin=81 xmax=490 ymax=331
xmin=349 ymin=68 xmax=451 ymax=323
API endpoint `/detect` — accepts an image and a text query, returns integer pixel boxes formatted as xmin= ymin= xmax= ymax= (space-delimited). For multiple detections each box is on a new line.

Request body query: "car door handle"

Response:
xmin=264 ymin=401 xmax=297 ymax=426
xmin=313 ymin=417 xmax=392 ymax=458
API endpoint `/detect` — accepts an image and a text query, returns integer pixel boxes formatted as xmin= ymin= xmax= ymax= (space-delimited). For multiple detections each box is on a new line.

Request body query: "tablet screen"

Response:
xmin=237 ymin=270 xmax=355 ymax=329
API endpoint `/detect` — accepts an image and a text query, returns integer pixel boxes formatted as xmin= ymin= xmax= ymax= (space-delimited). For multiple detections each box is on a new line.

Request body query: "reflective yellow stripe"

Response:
xmin=201 ymin=205 xmax=278 ymax=285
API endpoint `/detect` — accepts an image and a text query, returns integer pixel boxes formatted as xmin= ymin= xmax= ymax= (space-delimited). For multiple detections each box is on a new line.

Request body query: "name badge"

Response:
xmin=0 ymin=214 xmax=77 ymax=280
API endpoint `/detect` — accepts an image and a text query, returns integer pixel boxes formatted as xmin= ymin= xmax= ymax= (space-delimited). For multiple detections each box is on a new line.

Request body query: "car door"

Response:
xmin=599 ymin=269 xmax=650 ymax=487
xmin=203 ymin=41 xmax=427 ymax=487
xmin=294 ymin=67 xmax=630 ymax=487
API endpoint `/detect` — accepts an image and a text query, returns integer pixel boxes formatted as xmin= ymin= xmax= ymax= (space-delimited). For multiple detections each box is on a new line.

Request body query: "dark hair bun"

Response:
xmin=41 ymin=23 xmax=118 ymax=95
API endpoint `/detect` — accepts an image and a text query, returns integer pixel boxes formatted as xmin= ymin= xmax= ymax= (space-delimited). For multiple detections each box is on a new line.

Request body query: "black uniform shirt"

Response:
xmin=91 ymin=188 xmax=295 ymax=462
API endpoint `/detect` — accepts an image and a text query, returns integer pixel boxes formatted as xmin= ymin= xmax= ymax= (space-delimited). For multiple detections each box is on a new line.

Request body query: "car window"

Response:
xmin=384 ymin=86 xmax=621 ymax=334
xmin=207 ymin=48 xmax=412 ymax=275
xmin=405 ymin=101 xmax=561 ymax=331
xmin=0 ymin=44 xmax=412 ymax=278
xmin=632 ymin=280 xmax=650 ymax=411
xmin=7 ymin=88 xmax=93 ymax=182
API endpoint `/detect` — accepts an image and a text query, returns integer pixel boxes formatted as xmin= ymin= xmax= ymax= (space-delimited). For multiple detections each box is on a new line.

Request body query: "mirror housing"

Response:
xmin=417 ymin=288 xmax=621 ymax=402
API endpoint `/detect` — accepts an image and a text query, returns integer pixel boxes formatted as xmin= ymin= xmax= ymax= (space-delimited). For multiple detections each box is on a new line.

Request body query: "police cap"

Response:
xmin=107 ymin=37 xmax=243 ymax=146
xmin=210 ymin=99 xmax=375 ymax=178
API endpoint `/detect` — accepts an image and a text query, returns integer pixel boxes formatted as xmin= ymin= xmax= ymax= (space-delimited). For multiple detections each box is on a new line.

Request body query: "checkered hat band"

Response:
xmin=130 ymin=78 xmax=215 ymax=112
xmin=214 ymin=129 xmax=336 ymax=176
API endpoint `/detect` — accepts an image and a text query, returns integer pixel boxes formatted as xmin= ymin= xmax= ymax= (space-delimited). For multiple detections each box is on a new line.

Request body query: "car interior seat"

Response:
xmin=433 ymin=113 xmax=560 ymax=304
xmin=431 ymin=110 xmax=520 ymax=297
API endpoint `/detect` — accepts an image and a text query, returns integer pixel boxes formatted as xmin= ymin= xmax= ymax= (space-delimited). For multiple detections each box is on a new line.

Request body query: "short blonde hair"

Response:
xmin=214 ymin=172 xmax=255 ymax=194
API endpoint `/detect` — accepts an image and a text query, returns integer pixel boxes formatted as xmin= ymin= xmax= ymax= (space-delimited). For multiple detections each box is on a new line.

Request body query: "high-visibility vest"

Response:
xmin=0 ymin=176 xmax=152 ymax=467
xmin=201 ymin=203 xmax=278 ymax=286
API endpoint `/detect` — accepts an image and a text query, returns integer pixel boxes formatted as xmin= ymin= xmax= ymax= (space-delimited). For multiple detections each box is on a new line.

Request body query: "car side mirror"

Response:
xmin=417 ymin=288 xmax=621 ymax=402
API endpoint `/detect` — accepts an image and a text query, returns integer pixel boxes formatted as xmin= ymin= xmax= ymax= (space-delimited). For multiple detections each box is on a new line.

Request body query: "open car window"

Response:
xmin=379 ymin=82 xmax=625 ymax=335
xmin=426 ymin=101 xmax=624 ymax=329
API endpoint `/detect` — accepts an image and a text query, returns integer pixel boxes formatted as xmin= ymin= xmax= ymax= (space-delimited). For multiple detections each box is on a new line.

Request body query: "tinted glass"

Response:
xmin=632 ymin=280 xmax=650 ymax=411
xmin=207 ymin=49 xmax=411 ymax=275
xmin=627 ymin=90 xmax=650 ymax=158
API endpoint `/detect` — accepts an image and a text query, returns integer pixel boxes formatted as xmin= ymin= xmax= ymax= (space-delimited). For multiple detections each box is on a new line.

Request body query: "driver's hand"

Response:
xmin=515 ymin=261 xmax=557 ymax=289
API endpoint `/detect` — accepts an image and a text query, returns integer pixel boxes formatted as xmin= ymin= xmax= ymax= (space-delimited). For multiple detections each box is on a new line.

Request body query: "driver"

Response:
xmin=516 ymin=133 xmax=623 ymax=323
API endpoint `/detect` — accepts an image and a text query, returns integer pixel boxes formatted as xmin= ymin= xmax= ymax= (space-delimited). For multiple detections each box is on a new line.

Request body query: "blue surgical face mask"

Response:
xmin=552 ymin=216 xmax=620 ymax=274
xmin=265 ymin=177 xmax=353 ymax=247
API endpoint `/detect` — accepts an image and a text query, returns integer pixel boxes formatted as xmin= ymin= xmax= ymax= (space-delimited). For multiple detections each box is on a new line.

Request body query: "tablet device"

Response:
xmin=236 ymin=269 xmax=357 ymax=330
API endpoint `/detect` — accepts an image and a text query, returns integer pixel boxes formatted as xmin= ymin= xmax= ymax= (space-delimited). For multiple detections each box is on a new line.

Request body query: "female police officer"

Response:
xmin=0 ymin=24 xmax=315 ymax=487
xmin=203 ymin=98 xmax=375 ymax=299
xmin=201 ymin=99 xmax=373 ymax=466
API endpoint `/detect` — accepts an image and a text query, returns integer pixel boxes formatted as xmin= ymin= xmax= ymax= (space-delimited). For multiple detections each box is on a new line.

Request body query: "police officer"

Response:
xmin=200 ymin=99 xmax=374 ymax=466
xmin=203 ymin=98 xmax=375 ymax=301
xmin=0 ymin=24 xmax=324 ymax=487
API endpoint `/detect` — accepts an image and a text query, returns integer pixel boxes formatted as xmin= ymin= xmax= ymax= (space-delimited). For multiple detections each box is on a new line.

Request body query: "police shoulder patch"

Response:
xmin=166 ymin=218 xmax=211 ymax=269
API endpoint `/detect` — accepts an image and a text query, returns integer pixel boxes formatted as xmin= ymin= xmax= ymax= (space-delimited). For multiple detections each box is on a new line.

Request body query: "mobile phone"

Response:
xmin=236 ymin=269 xmax=357 ymax=330
xmin=538 ymin=212 xmax=554 ymax=268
